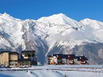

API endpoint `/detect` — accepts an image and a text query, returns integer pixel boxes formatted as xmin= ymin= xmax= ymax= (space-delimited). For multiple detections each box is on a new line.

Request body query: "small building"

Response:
xmin=0 ymin=51 xmax=9 ymax=67
xmin=48 ymin=54 xmax=75 ymax=65
xmin=67 ymin=54 xmax=75 ymax=65
xmin=0 ymin=51 xmax=19 ymax=67
xmin=21 ymin=50 xmax=37 ymax=67
xmin=75 ymin=56 xmax=88 ymax=65
xmin=55 ymin=54 xmax=75 ymax=65
xmin=48 ymin=54 xmax=66 ymax=65
xmin=0 ymin=50 xmax=37 ymax=67
xmin=48 ymin=55 xmax=57 ymax=65
xmin=54 ymin=54 xmax=64 ymax=65
xmin=48 ymin=54 xmax=88 ymax=65
xmin=9 ymin=52 xmax=19 ymax=67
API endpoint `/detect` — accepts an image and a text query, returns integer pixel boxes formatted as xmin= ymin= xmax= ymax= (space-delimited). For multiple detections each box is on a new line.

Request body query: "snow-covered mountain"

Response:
xmin=0 ymin=13 xmax=103 ymax=64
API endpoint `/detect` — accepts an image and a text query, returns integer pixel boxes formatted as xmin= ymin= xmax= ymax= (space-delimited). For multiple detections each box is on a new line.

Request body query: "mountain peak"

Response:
xmin=0 ymin=12 xmax=11 ymax=17
xmin=3 ymin=12 xmax=10 ymax=16
xmin=80 ymin=18 xmax=103 ymax=24
xmin=80 ymin=18 xmax=95 ymax=22
xmin=83 ymin=18 xmax=92 ymax=21
xmin=0 ymin=12 xmax=21 ymax=21
xmin=37 ymin=13 xmax=78 ymax=25
xmin=51 ymin=13 xmax=67 ymax=18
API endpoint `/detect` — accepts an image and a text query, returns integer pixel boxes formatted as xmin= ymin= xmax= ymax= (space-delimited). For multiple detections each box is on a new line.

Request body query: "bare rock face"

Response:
xmin=0 ymin=13 xmax=103 ymax=64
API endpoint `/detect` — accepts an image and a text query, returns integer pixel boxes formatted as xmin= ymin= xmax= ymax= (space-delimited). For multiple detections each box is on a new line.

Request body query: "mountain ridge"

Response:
xmin=0 ymin=13 xmax=103 ymax=64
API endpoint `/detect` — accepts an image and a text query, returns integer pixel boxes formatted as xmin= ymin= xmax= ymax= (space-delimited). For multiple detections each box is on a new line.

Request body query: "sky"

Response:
xmin=0 ymin=0 xmax=103 ymax=21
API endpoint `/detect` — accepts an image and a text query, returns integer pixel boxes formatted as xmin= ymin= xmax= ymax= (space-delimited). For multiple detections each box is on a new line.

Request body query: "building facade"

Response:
xmin=0 ymin=51 xmax=9 ymax=67
xmin=9 ymin=52 xmax=19 ymax=67
xmin=48 ymin=54 xmax=88 ymax=65
xmin=21 ymin=50 xmax=37 ymax=66
xmin=0 ymin=50 xmax=37 ymax=67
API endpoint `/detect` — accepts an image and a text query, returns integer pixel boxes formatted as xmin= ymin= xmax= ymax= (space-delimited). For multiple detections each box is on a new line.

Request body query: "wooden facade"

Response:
xmin=21 ymin=50 xmax=37 ymax=66
xmin=9 ymin=52 xmax=19 ymax=61
xmin=0 ymin=51 xmax=19 ymax=67
xmin=9 ymin=52 xmax=19 ymax=67
xmin=0 ymin=51 xmax=9 ymax=67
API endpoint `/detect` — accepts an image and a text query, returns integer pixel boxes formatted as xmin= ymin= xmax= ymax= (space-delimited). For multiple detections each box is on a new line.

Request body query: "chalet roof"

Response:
xmin=22 ymin=50 xmax=36 ymax=53
xmin=0 ymin=51 xmax=10 ymax=54
xmin=0 ymin=51 xmax=19 ymax=57
xmin=75 ymin=56 xmax=88 ymax=61
xmin=52 ymin=54 xmax=75 ymax=56
xmin=9 ymin=52 xmax=19 ymax=55
xmin=48 ymin=54 xmax=75 ymax=59
xmin=18 ymin=59 xmax=31 ymax=61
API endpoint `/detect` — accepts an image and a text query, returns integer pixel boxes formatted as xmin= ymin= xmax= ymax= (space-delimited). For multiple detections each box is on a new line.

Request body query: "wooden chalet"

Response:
xmin=21 ymin=50 xmax=37 ymax=67
xmin=9 ymin=52 xmax=19 ymax=67
xmin=75 ymin=56 xmax=88 ymax=65
xmin=48 ymin=55 xmax=57 ymax=65
xmin=0 ymin=51 xmax=19 ymax=67
xmin=48 ymin=54 xmax=88 ymax=65
xmin=0 ymin=50 xmax=37 ymax=67
xmin=48 ymin=54 xmax=75 ymax=65
xmin=0 ymin=51 xmax=9 ymax=67
xmin=67 ymin=54 xmax=75 ymax=65
xmin=54 ymin=54 xmax=64 ymax=65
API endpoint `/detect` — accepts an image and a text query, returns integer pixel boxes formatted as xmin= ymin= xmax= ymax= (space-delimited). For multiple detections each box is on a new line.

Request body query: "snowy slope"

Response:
xmin=0 ymin=70 xmax=103 ymax=77
xmin=0 ymin=13 xmax=103 ymax=64
xmin=0 ymin=65 xmax=103 ymax=77
xmin=0 ymin=13 xmax=25 ymax=50
xmin=80 ymin=18 xmax=103 ymax=42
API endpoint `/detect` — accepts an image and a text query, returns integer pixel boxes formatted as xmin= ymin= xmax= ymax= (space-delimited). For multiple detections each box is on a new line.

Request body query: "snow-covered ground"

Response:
xmin=0 ymin=65 xmax=103 ymax=77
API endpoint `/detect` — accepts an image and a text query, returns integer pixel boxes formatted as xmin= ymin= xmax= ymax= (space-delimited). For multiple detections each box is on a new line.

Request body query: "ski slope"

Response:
xmin=0 ymin=65 xmax=103 ymax=77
